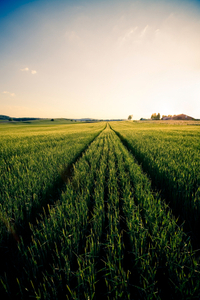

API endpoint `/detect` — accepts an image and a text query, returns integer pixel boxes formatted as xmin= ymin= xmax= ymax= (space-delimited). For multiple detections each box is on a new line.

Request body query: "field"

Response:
xmin=0 ymin=120 xmax=200 ymax=299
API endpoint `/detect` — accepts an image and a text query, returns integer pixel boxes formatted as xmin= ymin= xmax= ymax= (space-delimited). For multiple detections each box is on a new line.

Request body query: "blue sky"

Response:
xmin=1 ymin=0 xmax=200 ymax=119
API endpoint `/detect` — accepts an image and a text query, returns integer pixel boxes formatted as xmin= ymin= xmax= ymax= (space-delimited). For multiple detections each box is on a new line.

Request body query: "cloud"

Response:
xmin=140 ymin=25 xmax=149 ymax=37
xmin=20 ymin=67 xmax=37 ymax=74
xmin=3 ymin=91 xmax=15 ymax=97
xmin=124 ymin=27 xmax=138 ymax=40
xmin=20 ymin=67 xmax=29 ymax=71
xmin=118 ymin=25 xmax=150 ymax=47
xmin=118 ymin=27 xmax=138 ymax=45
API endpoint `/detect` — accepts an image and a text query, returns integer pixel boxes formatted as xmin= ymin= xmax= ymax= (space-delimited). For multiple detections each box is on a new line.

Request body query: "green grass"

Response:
xmin=111 ymin=121 xmax=200 ymax=248
xmin=0 ymin=122 xmax=105 ymax=245
xmin=0 ymin=121 xmax=200 ymax=299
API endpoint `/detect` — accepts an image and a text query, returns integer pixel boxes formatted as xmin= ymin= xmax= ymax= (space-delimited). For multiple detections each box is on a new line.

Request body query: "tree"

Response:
xmin=128 ymin=115 xmax=133 ymax=120
xmin=151 ymin=113 xmax=156 ymax=119
xmin=151 ymin=113 xmax=160 ymax=120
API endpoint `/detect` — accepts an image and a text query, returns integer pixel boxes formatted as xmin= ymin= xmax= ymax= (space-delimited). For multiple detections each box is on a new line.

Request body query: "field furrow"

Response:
xmin=110 ymin=121 xmax=200 ymax=248
xmin=0 ymin=123 xmax=105 ymax=246
xmin=110 ymin=128 xmax=200 ymax=298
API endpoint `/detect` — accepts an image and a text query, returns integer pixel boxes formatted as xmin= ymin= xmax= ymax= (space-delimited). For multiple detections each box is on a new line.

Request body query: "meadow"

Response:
xmin=0 ymin=120 xmax=200 ymax=299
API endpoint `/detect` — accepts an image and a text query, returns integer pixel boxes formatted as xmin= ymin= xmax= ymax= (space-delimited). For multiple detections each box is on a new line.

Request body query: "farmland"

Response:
xmin=111 ymin=121 xmax=200 ymax=248
xmin=0 ymin=120 xmax=200 ymax=299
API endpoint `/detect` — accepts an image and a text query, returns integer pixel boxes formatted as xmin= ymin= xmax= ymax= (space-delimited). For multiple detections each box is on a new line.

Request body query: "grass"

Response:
xmin=111 ymin=121 xmax=200 ymax=248
xmin=0 ymin=121 xmax=200 ymax=299
xmin=0 ymin=122 xmax=105 ymax=245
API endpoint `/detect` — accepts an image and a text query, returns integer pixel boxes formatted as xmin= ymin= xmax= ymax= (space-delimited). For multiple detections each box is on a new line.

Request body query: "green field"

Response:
xmin=0 ymin=121 xmax=200 ymax=299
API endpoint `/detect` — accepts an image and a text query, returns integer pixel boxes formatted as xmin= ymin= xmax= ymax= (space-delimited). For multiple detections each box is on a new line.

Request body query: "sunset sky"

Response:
xmin=1 ymin=0 xmax=200 ymax=119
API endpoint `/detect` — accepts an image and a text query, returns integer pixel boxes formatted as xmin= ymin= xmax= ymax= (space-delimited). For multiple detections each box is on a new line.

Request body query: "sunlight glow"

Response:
xmin=0 ymin=0 xmax=200 ymax=119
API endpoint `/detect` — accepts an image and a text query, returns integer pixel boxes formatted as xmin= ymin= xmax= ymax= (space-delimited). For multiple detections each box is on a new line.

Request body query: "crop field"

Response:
xmin=111 ymin=121 xmax=200 ymax=248
xmin=0 ymin=121 xmax=200 ymax=299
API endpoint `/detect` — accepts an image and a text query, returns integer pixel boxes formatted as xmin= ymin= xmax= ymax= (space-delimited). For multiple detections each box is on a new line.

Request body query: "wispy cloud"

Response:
xmin=118 ymin=25 xmax=150 ymax=47
xmin=20 ymin=67 xmax=37 ymax=74
xmin=3 ymin=91 xmax=16 ymax=97
xmin=118 ymin=27 xmax=138 ymax=45
xmin=20 ymin=67 xmax=29 ymax=71
xmin=124 ymin=27 xmax=138 ymax=40
xmin=140 ymin=25 xmax=149 ymax=37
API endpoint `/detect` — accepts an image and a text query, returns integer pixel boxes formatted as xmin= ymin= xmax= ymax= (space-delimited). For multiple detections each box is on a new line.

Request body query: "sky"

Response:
xmin=0 ymin=0 xmax=200 ymax=119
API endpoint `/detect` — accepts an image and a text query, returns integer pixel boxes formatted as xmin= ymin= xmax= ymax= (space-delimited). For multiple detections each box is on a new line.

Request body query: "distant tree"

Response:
xmin=9 ymin=118 xmax=13 ymax=121
xmin=51 ymin=119 xmax=54 ymax=121
xmin=151 ymin=113 xmax=156 ymax=119
xmin=128 ymin=115 xmax=133 ymax=120
xmin=151 ymin=113 xmax=160 ymax=120
xmin=162 ymin=114 xmax=175 ymax=119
